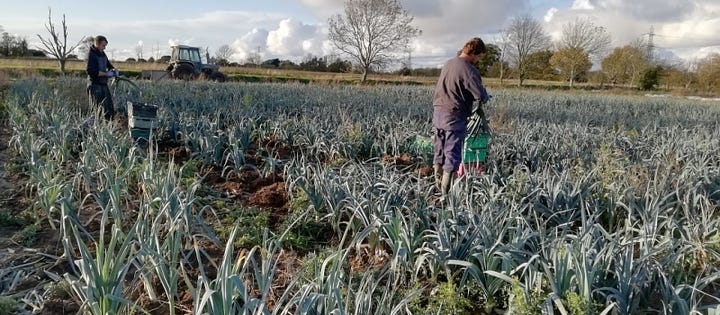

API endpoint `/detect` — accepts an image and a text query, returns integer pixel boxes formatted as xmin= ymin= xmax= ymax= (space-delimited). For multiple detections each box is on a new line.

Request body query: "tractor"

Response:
xmin=142 ymin=45 xmax=227 ymax=82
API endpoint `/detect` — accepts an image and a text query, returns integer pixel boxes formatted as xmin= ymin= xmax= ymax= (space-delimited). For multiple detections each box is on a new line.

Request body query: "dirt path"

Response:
xmin=0 ymin=121 xmax=19 ymax=249
xmin=0 ymin=118 xmax=58 ymax=314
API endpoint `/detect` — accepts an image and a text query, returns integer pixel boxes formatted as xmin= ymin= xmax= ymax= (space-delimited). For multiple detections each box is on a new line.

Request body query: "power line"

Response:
xmin=654 ymin=33 xmax=713 ymax=41
xmin=646 ymin=26 xmax=655 ymax=62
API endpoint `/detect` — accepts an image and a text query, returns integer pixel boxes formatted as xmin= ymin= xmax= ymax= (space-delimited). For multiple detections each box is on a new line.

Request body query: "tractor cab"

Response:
xmin=162 ymin=45 xmax=226 ymax=81
xmin=171 ymin=45 xmax=203 ymax=75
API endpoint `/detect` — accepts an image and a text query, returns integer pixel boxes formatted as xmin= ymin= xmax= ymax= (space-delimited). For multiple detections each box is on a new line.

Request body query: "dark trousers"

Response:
xmin=433 ymin=128 xmax=466 ymax=173
xmin=87 ymin=84 xmax=115 ymax=121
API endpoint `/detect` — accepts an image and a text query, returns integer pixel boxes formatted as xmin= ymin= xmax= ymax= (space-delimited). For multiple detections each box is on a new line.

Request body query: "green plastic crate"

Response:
xmin=463 ymin=148 xmax=488 ymax=163
xmin=463 ymin=133 xmax=490 ymax=163
xmin=466 ymin=133 xmax=489 ymax=149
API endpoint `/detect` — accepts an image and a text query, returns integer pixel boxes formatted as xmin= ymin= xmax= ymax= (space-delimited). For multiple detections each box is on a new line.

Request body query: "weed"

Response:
xmin=0 ymin=296 xmax=17 ymax=315
xmin=563 ymin=291 xmax=593 ymax=315
xmin=508 ymin=278 xmax=545 ymax=315
xmin=0 ymin=208 xmax=25 ymax=227
xmin=11 ymin=223 xmax=39 ymax=246
xmin=279 ymin=190 xmax=335 ymax=252
xmin=216 ymin=206 xmax=270 ymax=249
xmin=43 ymin=279 xmax=72 ymax=299
xmin=409 ymin=281 xmax=477 ymax=315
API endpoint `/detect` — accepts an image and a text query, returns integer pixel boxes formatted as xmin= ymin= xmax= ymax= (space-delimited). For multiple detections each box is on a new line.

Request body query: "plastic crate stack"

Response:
xmin=127 ymin=101 xmax=158 ymax=141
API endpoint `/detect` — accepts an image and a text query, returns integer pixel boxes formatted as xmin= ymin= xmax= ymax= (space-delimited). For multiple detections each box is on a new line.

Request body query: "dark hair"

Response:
xmin=461 ymin=37 xmax=486 ymax=55
xmin=94 ymin=35 xmax=108 ymax=44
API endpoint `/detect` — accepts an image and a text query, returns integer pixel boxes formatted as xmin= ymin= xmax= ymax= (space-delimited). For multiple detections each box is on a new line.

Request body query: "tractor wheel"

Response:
xmin=171 ymin=63 xmax=195 ymax=80
xmin=209 ymin=71 xmax=227 ymax=82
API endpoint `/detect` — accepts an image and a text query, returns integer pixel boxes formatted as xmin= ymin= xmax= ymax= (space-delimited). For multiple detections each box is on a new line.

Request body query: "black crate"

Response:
xmin=130 ymin=128 xmax=152 ymax=140
xmin=127 ymin=101 xmax=158 ymax=118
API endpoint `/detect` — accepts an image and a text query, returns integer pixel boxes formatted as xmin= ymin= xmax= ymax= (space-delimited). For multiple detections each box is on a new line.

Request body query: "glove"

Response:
xmin=106 ymin=70 xmax=115 ymax=77
xmin=112 ymin=69 xmax=120 ymax=77
xmin=481 ymin=93 xmax=492 ymax=104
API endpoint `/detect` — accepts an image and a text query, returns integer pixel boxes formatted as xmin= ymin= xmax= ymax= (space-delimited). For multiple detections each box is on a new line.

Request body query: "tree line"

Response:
xmin=486 ymin=14 xmax=720 ymax=93
xmin=0 ymin=26 xmax=46 ymax=58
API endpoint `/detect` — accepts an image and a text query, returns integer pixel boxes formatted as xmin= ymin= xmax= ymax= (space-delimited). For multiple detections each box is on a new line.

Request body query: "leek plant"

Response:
xmin=55 ymin=196 xmax=145 ymax=315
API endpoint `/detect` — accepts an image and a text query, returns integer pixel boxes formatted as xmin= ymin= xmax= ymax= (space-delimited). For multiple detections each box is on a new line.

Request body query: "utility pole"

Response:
xmin=646 ymin=25 xmax=655 ymax=63
xmin=256 ymin=46 xmax=261 ymax=67
xmin=408 ymin=49 xmax=412 ymax=71
xmin=405 ymin=45 xmax=412 ymax=74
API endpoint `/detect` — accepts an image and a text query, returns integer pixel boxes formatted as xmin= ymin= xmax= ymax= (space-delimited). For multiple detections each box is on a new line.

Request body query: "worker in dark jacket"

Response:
xmin=432 ymin=37 xmax=490 ymax=194
xmin=86 ymin=35 xmax=118 ymax=121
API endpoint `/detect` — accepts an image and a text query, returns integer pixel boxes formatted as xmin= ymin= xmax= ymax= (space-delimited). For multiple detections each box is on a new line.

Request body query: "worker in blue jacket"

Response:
xmin=86 ymin=35 xmax=118 ymax=121
xmin=432 ymin=37 xmax=491 ymax=195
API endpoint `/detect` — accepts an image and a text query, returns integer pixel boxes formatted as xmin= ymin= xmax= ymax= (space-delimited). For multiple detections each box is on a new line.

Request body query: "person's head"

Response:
xmin=460 ymin=37 xmax=486 ymax=63
xmin=93 ymin=35 xmax=108 ymax=50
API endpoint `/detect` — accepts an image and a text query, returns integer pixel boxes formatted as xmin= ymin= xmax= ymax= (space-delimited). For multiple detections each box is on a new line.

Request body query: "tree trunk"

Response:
xmin=361 ymin=68 xmax=368 ymax=82
xmin=569 ymin=68 xmax=575 ymax=87
xmin=499 ymin=62 xmax=504 ymax=85
xmin=59 ymin=59 xmax=66 ymax=76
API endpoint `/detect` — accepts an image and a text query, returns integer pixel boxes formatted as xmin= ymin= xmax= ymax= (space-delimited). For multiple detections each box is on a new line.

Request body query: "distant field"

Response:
xmin=0 ymin=57 xmax=439 ymax=85
xmin=0 ymin=57 xmax=596 ymax=87
xmin=0 ymin=57 xmax=681 ymax=96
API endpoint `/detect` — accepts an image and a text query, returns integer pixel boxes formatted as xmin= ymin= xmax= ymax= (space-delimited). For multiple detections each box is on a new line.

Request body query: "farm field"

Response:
xmin=0 ymin=57 xmax=649 ymax=90
xmin=0 ymin=77 xmax=719 ymax=314
xmin=0 ymin=58 xmax=438 ymax=85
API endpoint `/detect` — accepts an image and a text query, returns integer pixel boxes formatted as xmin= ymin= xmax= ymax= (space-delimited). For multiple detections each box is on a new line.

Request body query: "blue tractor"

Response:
xmin=166 ymin=45 xmax=227 ymax=82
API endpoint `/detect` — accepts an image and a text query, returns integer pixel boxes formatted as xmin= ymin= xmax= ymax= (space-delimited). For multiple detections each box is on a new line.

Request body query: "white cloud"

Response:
xmin=230 ymin=28 xmax=269 ymax=61
xmin=544 ymin=8 xmax=559 ymax=22
xmin=267 ymin=18 xmax=326 ymax=56
xmin=225 ymin=18 xmax=331 ymax=63
xmin=571 ymin=0 xmax=595 ymax=10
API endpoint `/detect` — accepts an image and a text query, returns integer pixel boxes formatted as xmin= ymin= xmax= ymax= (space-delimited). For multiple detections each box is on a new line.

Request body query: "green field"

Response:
xmin=0 ymin=76 xmax=719 ymax=314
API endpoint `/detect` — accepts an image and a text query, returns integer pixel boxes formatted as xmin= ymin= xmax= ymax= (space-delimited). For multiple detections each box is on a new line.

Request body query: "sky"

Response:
xmin=0 ymin=0 xmax=718 ymax=68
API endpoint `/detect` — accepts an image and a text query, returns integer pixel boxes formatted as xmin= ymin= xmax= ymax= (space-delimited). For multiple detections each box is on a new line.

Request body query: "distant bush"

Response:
xmin=639 ymin=66 xmax=662 ymax=90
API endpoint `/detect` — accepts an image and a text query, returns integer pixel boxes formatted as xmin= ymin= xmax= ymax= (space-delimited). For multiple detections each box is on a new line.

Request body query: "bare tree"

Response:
xmin=328 ymin=0 xmax=420 ymax=82
xmin=559 ymin=17 xmax=611 ymax=59
xmin=245 ymin=52 xmax=261 ymax=67
xmin=503 ymin=15 xmax=550 ymax=86
xmin=75 ymin=35 xmax=94 ymax=60
xmin=36 ymin=8 xmax=84 ymax=75
xmin=135 ymin=41 xmax=144 ymax=61
xmin=494 ymin=32 xmax=511 ymax=85
xmin=215 ymin=44 xmax=234 ymax=65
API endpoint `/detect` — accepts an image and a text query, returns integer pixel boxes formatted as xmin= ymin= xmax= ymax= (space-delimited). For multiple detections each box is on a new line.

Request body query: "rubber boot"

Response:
xmin=433 ymin=164 xmax=442 ymax=190
xmin=441 ymin=171 xmax=454 ymax=195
